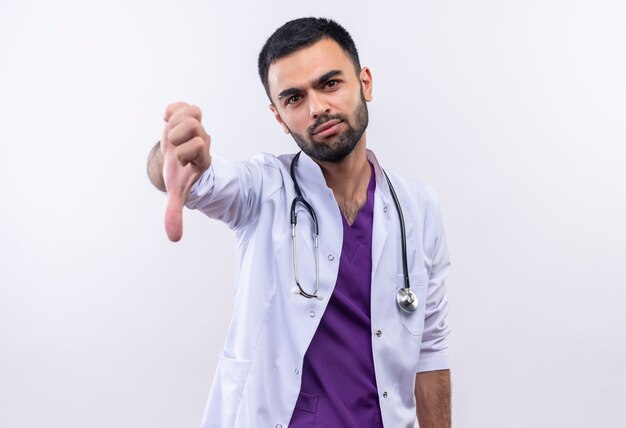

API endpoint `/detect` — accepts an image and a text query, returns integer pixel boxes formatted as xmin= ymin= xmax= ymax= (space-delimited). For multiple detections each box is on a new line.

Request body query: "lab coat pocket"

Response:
xmin=214 ymin=353 xmax=252 ymax=426
xmin=399 ymin=270 xmax=428 ymax=337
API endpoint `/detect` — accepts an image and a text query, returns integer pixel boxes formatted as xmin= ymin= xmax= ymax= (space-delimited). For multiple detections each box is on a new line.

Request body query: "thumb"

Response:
xmin=164 ymin=189 xmax=186 ymax=242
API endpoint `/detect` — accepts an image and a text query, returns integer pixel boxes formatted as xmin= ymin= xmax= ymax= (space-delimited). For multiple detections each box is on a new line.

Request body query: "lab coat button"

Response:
xmin=383 ymin=391 xmax=388 ymax=398
xmin=276 ymin=425 xmax=283 ymax=428
xmin=295 ymin=368 xmax=300 ymax=375
xmin=383 ymin=206 xmax=388 ymax=213
xmin=376 ymin=330 xmax=382 ymax=337
xmin=309 ymin=311 xmax=316 ymax=318
xmin=328 ymin=254 xmax=334 ymax=261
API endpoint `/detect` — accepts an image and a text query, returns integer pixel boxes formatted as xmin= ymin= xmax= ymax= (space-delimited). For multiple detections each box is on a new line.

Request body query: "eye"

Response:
xmin=286 ymin=95 xmax=302 ymax=105
xmin=324 ymin=79 xmax=339 ymax=89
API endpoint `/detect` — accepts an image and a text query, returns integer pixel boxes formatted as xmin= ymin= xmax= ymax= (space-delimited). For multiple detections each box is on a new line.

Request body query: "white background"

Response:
xmin=1 ymin=1 xmax=625 ymax=427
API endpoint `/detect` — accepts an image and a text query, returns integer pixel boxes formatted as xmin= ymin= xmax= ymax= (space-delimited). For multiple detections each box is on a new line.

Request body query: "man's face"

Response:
xmin=267 ymin=38 xmax=373 ymax=163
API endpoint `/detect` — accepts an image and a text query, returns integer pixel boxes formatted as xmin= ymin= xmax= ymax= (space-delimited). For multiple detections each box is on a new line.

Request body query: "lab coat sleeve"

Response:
xmin=183 ymin=154 xmax=281 ymax=230
xmin=416 ymin=187 xmax=452 ymax=373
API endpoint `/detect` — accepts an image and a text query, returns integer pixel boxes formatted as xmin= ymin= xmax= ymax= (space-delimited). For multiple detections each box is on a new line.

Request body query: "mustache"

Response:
xmin=307 ymin=114 xmax=348 ymax=137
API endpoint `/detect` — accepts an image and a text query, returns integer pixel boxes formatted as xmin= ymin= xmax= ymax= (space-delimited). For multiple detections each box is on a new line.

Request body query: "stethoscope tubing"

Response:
xmin=289 ymin=151 xmax=415 ymax=311
xmin=382 ymin=170 xmax=410 ymax=290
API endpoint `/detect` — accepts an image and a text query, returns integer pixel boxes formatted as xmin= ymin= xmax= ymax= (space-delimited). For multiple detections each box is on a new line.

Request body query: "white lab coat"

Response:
xmin=186 ymin=149 xmax=451 ymax=428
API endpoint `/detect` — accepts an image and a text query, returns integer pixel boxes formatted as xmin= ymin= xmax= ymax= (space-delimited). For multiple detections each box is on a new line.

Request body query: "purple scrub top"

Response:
xmin=289 ymin=163 xmax=383 ymax=428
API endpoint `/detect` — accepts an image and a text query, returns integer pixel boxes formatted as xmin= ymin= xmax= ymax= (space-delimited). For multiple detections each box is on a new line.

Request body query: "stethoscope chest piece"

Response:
xmin=396 ymin=287 xmax=418 ymax=313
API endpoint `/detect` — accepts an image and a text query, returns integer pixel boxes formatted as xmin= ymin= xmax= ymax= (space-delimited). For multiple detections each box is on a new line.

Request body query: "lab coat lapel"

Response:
xmin=368 ymin=150 xmax=392 ymax=272
xmin=371 ymin=189 xmax=391 ymax=274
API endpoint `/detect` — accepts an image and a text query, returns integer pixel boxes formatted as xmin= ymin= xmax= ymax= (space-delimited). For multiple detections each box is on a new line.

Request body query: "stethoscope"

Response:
xmin=289 ymin=152 xmax=418 ymax=313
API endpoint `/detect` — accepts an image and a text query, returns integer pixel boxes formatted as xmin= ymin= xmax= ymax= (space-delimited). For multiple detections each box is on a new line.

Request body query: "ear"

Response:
xmin=359 ymin=67 xmax=374 ymax=102
xmin=269 ymin=104 xmax=290 ymax=134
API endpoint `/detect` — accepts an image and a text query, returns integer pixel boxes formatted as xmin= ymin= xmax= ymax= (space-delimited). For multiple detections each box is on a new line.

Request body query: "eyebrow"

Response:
xmin=276 ymin=70 xmax=344 ymax=100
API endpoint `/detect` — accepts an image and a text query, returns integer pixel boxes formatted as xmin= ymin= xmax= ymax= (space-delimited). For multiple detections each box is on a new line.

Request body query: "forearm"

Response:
xmin=147 ymin=141 xmax=166 ymax=192
xmin=415 ymin=369 xmax=451 ymax=428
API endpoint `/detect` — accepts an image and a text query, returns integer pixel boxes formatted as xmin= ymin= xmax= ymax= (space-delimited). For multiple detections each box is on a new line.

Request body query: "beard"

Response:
xmin=287 ymin=92 xmax=369 ymax=163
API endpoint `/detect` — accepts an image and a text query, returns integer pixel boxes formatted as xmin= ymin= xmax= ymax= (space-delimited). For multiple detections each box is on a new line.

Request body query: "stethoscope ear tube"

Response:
xmin=290 ymin=152 xmax=304 ymax=198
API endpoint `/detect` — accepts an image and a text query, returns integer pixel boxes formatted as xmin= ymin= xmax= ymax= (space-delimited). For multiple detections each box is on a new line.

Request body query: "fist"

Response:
xmin=161 ymin=102 xmax=212 ymax=242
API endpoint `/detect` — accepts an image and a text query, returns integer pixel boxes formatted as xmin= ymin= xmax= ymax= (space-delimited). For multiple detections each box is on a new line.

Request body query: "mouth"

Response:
xmin=312 ymin=119 xmax=343 ymax=137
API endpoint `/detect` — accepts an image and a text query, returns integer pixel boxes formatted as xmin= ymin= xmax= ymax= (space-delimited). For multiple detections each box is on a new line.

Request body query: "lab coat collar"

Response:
xmin=291 ymin=150 xmax=331 ymax=199
xmin=365 ymin=149 xmax=393 ymax=205
xmin=294 ymin=148 xmax=394 ymax=206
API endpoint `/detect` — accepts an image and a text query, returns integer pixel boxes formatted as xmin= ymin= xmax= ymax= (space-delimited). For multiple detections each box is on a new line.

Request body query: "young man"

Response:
xmin=148 ymin=17 xmax=451 ymax=428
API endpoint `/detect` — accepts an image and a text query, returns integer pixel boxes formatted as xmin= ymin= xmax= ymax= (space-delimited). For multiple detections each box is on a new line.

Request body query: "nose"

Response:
xmin=308 ymin=92 xmax=330 ymax=118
